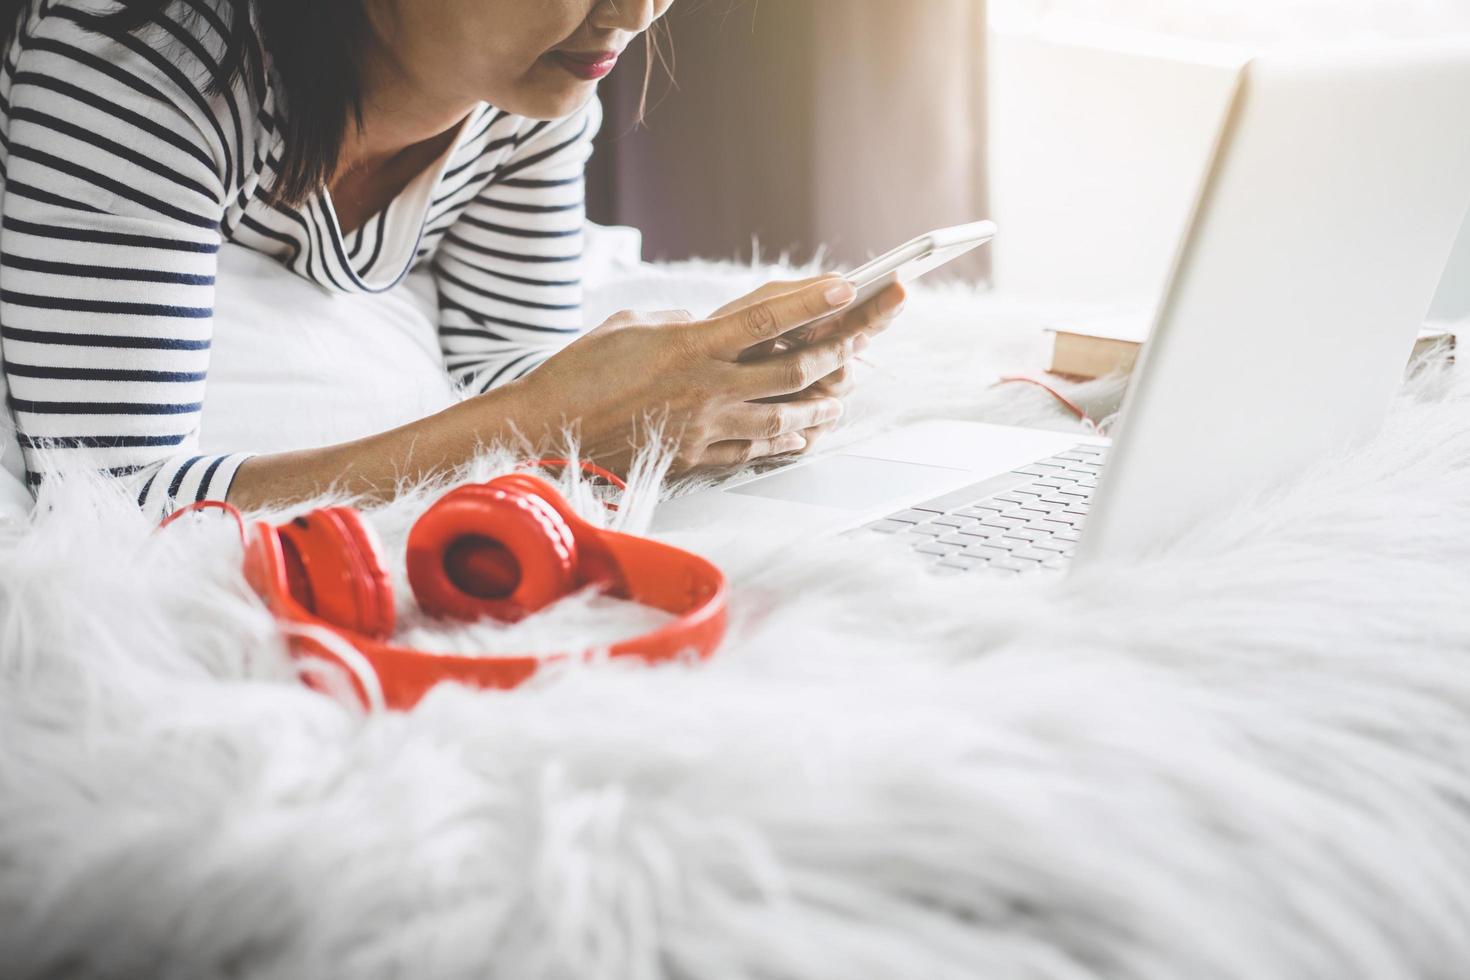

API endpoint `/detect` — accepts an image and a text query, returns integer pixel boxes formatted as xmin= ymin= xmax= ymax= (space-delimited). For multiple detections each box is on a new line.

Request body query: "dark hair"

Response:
xmin=1 ymin=0 xmax=370 ymax=206
xmin=2 ymin=0 xmax=671 ymax=207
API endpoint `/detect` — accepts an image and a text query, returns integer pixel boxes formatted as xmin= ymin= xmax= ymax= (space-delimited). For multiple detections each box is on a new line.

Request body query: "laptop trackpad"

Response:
xmin=726 ymin=454 xmax=967 ymax=511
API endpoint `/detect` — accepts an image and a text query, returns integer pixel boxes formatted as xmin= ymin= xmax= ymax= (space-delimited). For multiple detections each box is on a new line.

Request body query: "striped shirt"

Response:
xmin=0 ymin=0 xmax=598 ymax=515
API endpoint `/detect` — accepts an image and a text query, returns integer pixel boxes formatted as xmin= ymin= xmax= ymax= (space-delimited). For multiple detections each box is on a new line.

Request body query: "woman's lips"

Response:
xmin=553 ymin=51 xmax=619 ymax=81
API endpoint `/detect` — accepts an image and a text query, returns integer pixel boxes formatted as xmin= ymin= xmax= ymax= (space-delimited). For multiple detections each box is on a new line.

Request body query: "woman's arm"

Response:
xmin=0 ymin=4 xmax=254 ymax=516
xmin=223 ymin=382 xmax=540 ymax=511
xmin=231 ymin=277 xmax=870 ymax=510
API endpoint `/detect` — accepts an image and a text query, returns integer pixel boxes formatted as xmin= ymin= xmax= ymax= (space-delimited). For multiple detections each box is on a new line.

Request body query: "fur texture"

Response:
xmin=1 ymin=265 xmax=1468 ymax=980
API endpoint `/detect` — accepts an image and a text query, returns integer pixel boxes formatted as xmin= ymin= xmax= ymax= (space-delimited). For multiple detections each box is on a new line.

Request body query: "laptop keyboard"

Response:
xmin=863 ymin=445 xmax=1106 ymax=575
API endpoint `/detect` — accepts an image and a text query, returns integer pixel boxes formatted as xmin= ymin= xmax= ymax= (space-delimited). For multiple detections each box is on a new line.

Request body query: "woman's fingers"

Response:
xmin=851 ymin=282 xmax=906 ymax=337
xmin=813 ymin=362 xmax=857 ymax=398
xmin=700 ymin=434 xmax=809 ymax=468
xmin=732 ymin=334 xmax=858 ymax=400
xmin=700 ymin=279 xmax=856 ymax=361
xmin=713 ymin=396 xmax=844 ymax=444
xmin=800 ymin=420 xmax=840 ymax=451
xmin=753 ymin=360 xmax=856 ymax=405
xmin=798 ymin=283 xmax=907 ymax=348
xmin=707 ymin=275 xmax=836 ymax=321
xmin=703 ymin=396 xmax=845 ymax=466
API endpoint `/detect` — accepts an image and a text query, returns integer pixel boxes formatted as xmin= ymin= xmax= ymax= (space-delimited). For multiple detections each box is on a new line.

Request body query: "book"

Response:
xmin=1046 ymin=316 xmax=1457 ymax=380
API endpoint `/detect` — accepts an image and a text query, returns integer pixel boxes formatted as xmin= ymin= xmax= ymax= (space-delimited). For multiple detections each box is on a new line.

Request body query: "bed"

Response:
xmin=1 ymin=236 xmax=1468 ymax=979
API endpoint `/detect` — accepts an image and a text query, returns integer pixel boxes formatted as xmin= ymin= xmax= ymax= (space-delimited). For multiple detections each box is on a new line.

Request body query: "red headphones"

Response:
xmin=165 ymin=467 xmax=728 ymax=710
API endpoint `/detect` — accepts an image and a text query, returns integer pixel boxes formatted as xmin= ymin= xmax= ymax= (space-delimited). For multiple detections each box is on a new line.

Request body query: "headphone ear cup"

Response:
xmin=275 ymin=508 xmax=397 ymax=639
xmin=406 ymin=480 xmax=580 ymax=623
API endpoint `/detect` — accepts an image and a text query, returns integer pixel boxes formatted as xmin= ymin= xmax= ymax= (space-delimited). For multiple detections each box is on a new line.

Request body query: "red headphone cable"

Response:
xmin=993 ymin=375 xmax=1102 ymax=434
xmin=157 ymin=498 xmax=248 ymax=544
xmin=520 ymin=458 xmax=627 ymax=512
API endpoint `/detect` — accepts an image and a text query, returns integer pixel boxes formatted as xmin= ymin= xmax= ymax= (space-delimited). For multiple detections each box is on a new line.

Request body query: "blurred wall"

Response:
xmin=987 ymin=23 xmax=1245 ymax=306
xmin=588 ymin=0 xmax=990 ymax=280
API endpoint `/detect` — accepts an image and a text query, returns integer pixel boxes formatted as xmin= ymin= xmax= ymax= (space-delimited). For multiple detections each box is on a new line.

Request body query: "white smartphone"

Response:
xmin=739 ymin=220 xmax=997 ymax=357
xmin=845 ymin=220 xmax=997 ymax=306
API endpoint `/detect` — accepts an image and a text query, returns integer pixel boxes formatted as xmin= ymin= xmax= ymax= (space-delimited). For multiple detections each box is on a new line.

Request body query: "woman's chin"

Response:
xmin=497 ymin=71 xmax=600 ymax=120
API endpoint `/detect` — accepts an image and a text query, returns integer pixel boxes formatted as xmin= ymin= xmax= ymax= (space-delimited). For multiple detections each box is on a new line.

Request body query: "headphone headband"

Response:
xmin=228 ymin=473 xmax=728 ymax=710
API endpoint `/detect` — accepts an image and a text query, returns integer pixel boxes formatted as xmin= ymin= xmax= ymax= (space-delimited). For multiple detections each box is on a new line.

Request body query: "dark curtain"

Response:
xmin=588 ymin=0 xmax=991 ymax=280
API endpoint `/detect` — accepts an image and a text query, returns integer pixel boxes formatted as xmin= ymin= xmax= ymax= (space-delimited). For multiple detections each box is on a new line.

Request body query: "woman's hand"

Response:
xmin=504 ymin=278 xmax=875 ymax=474
xmin=713 ymin=275 xmax=908 ymax=449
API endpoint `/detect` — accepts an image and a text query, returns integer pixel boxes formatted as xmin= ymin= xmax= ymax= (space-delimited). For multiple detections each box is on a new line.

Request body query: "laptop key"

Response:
xmin=1031 ymin=520 xmax=1073 ymax=534
xmin=914 ymin=472 xmax=1034 ymax=514
xmin=1011 ymin=546 xmax=1056 ymax=562
xmin=1014 ymin=463 xmax=1066 ymax=476
xmin=964 ymin=543 xmax=1012 ymax=561
xmin=939 ymin=554 xmax=991 ymax=571
xmin=1054 ymin=530 xmax=1082 ymax=543
xmin=938 ymin=532 xmax=976 ymax=546
xmin=916 ymin=541 xmax=964 ymax=557
xmin=1007 ymin=528 xmax=1052 ymax=542
xmin=980 ymin=515 xmax=1027 ymax=529
xmin=887 ymin=508 xmax=937 ymax=524
xmin=990 ymin=557 xmax=1037 ymax=572
xmin=954 ymin=519 xmax=999 ymax=534
xmin=932 ymin=514 xmax=980 ymax=529
xmin=866 ymin=520 xmax=912 ymax=534
xmin=908 ymin=524 xmax=947 ymax=538
xmin=1032 ymin=539 xmax=1071 ymax=553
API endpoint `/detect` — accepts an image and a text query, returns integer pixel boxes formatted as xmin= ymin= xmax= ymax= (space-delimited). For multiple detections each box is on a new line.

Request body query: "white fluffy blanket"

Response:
xmin=2 ymin=258 xmax=1469 ymax=980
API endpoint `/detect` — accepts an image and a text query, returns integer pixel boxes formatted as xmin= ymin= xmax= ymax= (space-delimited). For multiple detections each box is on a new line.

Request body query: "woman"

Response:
xmin=0 ymin=0 xmax=904 ymax=516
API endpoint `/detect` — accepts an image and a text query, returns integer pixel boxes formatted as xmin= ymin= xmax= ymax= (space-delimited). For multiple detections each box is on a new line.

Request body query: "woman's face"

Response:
xmin=369 ymin=0 xmax=675 ymax=120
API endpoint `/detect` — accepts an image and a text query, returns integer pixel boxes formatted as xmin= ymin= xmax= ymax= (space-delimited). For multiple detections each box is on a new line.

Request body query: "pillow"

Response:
xmin=199 ymin=244 xmax=460 ymax=456
xmin=202 ymin=224 xmax=647 ymax=457
xmin=202 ymin=224 xmax=645 ymax=457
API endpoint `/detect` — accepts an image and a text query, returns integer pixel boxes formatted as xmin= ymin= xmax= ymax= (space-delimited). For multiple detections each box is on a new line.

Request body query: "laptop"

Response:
xmin=653 ymin=42 xmax=1470 ymax=572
